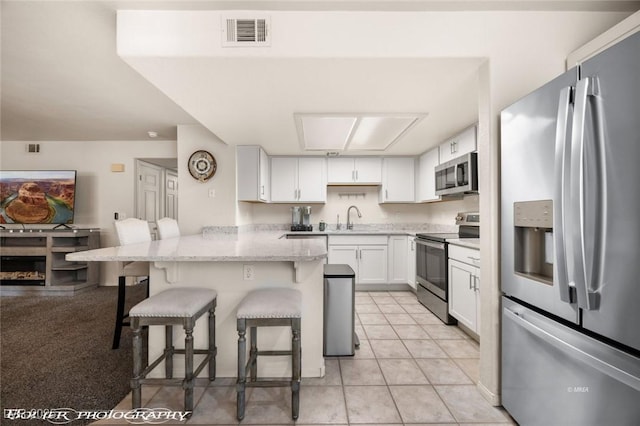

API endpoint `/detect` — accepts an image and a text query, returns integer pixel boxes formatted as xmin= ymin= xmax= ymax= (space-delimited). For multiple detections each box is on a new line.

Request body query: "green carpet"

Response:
xmin=1 ymin=284 xmax=147 ymax=426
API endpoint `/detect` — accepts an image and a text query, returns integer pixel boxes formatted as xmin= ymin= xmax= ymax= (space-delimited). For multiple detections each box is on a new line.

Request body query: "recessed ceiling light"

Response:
xmin=294 ymin=113 xmax=426 ymax=152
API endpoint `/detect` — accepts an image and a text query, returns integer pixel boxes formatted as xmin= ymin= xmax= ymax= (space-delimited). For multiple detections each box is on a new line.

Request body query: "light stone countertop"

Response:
xmin=446 ymin=238 xmax=481 ymax=250
xmin=66 ymin=231 xmax=327 ymax=262
xmin=286 ymin=230 xmax=418 ymax=237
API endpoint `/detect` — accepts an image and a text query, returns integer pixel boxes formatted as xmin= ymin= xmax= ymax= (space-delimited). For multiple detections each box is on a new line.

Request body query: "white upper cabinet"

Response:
xmin=327 ymin=157 xmax=382 ymax=185
xmin=237 ymin=145 xmax=270 ymax=202
xmin=380 ymin=157 xmax=415 ymax=203
xmin=417 ymin=147 xmax=440 ymax=202
xmin=439 ymin=125 xmax=477 ymax=164
xmin=270 ymin=157 xmax=326 ymax=203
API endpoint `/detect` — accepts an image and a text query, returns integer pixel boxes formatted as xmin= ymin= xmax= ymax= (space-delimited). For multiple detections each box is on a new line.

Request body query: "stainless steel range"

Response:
xmin=415 ymin=212 xmax=479 ymax=324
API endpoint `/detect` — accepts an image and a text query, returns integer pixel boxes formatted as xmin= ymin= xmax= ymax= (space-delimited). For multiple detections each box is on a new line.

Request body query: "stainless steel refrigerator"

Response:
xmin=500 ymin=31 xmax=640 ymax=425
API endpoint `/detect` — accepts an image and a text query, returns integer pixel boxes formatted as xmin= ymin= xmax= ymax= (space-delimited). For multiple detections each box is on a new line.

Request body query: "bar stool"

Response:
xmin=156 ymin=217 xmax=180 ymax=240
xmin=236 ymin=288 xmax=302 ymax=421
xmin=113 ymin=218 xmax=151 ymax=349
xmin=130 ymin=287 xmax=217 ymax=414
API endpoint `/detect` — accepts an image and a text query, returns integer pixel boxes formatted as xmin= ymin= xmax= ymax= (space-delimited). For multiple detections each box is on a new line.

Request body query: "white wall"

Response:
xmin=0 ymin=139 xmax=177 ymax=284
xmin=176 ymin=125 xmax=238 ymax=234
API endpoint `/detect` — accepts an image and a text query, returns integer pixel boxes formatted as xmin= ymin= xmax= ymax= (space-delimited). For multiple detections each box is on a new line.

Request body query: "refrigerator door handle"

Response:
xmin=504 ymin=306 xmax=640 ymax=392
xmin=571 ymin=77 xmax=600 ymax=311
xmin=554 ymin=86 xmax=574 ymax=303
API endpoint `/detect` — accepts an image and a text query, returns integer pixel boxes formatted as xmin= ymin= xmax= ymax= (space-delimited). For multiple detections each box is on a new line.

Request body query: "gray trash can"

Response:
xmin=323 ymin=264 xmax=359 ymax=356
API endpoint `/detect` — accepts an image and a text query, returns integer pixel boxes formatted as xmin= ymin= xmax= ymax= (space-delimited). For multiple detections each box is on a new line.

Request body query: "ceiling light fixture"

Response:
xmin=294 ymin=113 xmax=426 ymax=152
xmin=147 ymin=131 xmax=158 ymax=138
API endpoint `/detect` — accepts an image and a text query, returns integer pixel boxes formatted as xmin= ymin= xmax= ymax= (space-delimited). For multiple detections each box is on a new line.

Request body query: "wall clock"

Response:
xmin=188 ymin=150 xmax=217 ymax=182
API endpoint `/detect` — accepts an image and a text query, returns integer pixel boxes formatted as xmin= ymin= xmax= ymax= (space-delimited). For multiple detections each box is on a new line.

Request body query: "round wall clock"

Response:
xmin=188 ymin=150 xmax=217 ymax=182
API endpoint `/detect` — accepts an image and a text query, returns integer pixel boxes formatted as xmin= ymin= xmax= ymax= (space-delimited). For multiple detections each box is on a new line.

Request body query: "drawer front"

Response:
xmin=449 ymin=244 xmax=480 ymax=266
xmin=328 ymin=235 xmax=388 ymax=246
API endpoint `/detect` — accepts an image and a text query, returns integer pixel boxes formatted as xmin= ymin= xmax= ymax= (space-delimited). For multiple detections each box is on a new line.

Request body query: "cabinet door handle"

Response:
xmin=469 ymin=274 xmax=473 ymax=290
xmin=261 ymin=185 xmax=264 ymax=195
xmin=355 ymin=170 xmax=358 ymax=181
xmin=385 ymin=189 xmax=388 ymax=200
xmin=352 ymin=170 xmax=355 ymax=181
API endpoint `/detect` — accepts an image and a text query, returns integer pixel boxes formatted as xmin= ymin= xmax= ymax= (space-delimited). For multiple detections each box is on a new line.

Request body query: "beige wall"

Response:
xmin=250 ymin=186 xmax=479 ymax=227
xmin=0 ymin=139 xmax=177 ymax=284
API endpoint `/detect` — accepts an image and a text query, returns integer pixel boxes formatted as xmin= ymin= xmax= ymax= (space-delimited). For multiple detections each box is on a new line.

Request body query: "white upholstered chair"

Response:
xmin=156 ymin=217 xmax=180 ymax=240
xmin=112 ymin=218 xmax=151 ymax=349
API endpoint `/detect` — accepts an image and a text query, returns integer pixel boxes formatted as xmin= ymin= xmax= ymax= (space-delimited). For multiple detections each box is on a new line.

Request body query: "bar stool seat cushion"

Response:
xmin=237 ymin=288 xmax=301 ymax=319
xmin=130 ymin=287 xmax=217 ymax=318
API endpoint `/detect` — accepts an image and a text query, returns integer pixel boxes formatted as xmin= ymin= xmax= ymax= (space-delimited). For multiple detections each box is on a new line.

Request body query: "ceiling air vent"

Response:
xmin=222 ymin=16 xmax=271 ymax=47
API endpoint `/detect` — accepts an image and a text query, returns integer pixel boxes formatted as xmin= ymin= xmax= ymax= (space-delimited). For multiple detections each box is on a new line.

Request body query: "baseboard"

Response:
xmin=356 ymin=284 xmax=414 ymax=292
xmin=477 ymin=380 xmax=501 ymax=406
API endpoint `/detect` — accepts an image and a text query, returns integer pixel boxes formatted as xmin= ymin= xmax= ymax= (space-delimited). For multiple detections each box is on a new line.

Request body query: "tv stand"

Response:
xmin=0 ymin=228 xmax=100 ymax=296
xmin=53 ymin=224 xmax=73 ymax=230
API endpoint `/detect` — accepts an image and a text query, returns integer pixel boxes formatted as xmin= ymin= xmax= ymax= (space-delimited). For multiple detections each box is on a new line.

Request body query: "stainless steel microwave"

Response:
xmin=435 ymin=152 xmax=478 ymax=196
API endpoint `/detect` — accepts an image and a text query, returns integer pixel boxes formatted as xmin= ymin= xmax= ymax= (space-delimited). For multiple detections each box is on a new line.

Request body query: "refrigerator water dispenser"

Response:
xmin=514 ymin=200 xmax=553 ymax=285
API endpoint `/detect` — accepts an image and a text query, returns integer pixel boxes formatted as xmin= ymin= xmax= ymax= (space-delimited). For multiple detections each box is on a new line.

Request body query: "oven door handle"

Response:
xmin=415 ymin=239 xmax=445 ymax=250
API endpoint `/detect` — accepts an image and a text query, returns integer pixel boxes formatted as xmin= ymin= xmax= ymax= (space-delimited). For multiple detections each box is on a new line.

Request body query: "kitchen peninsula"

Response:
xmin=67 ymin=230 xmax=327 ymax=379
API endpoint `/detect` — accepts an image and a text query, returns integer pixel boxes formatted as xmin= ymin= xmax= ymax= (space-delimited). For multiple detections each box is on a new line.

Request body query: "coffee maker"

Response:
xmin=291 ymin=206 xmax=312 ymax=231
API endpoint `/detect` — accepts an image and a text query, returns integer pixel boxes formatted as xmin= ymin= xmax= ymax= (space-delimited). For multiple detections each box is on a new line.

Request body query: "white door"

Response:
xmin=439 ymin=126 xmax=477 ymax=163
xmin=165 ymin=169 xmax=178 ymax=220
xmin=259 ymin=148 xmax=270 ymax=201
xmin=270 ymin=157 xmax=298 ymax=202
xmin=327 ymin=158 xmax=355 ymax=183
xmin=449 ymin=259 xmax=478 ymax=331
xmin=407 ymin=237 xmax=416 ymax=289
xmin=328 ymin=245 xmax=358 ymax=275
xmin=387 ymin=236 xmax=408 ymax=284
xmin=354 ymin=157 xmax=382 ymax=184
xmin=381 ymin=157 xmax=415 ymax=202
xmin=297 ymin=157 xmax=326 ymax=202
xmin=418 ymin=148 xmax=440 ymax=202
xmin=136 ymin=160 xmax=163 ymax=223
xmin=358 ymin=245 xmax=388 ymax=284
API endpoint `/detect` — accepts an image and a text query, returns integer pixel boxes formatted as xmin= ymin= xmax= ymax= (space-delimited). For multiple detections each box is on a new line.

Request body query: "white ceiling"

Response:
xmin=2 ymin=1 xmax=638 ymax=153
xmin=124 ymin=56 xmax=481 ymax=155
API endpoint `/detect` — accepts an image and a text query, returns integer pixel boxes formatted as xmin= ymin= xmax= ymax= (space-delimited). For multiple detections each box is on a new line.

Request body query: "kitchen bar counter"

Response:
xmin=67 ymin=231 xmax=327 ymax=262
xmin=67 ymin=231 xmax=327 ymax=379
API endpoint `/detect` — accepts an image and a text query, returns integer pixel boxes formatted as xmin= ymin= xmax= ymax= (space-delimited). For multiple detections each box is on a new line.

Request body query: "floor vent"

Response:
xmin=222 ymin=16 xmax=270 ymax=47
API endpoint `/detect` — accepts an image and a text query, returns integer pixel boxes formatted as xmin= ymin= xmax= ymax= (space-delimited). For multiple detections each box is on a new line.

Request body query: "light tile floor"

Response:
xmin=94 ymin=291 xmax=515 ymax=425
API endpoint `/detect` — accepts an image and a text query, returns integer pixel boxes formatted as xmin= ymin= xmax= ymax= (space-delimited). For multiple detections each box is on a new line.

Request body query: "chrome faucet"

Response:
xmin=346 ymin=205 xmax=362 ymax=230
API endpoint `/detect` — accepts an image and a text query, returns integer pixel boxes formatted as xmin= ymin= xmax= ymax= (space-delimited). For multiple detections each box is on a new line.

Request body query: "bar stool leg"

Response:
xmin=208 ymin=304 xmax=217 ymax=380
xmin=112 ymin=276 xmax=127 ymax=349
xmin=249 ymin=326 xmax=258 ymax=381
xmin=184 ymin=323 xmax=194 ymax=413
xmin=237 ymin=319 xmax=247 ymax=420
xmin=291 ymin=318 xmax=301 ymax=420
xmin=164 ymin=325 xmax=174 ymax=378
xmin=131 ymin=319 xmax=143 ymax=409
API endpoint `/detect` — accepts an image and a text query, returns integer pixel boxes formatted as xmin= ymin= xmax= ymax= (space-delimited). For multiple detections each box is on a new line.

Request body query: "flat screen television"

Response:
xmin=0 ymin=170 xmax=77 ymax=225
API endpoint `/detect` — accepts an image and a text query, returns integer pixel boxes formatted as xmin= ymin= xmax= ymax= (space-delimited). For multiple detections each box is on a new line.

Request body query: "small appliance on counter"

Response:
xmin=291 ymin=206 xmax=313 ymax=231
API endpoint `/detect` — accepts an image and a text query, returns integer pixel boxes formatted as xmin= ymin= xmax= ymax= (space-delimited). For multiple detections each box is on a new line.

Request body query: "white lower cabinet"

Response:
xmin=407 ymin=237 xmax=416 ymax=290
xmin=328 ymin=235 xmax=388 ymax=285
xmin=387 ymin=235 xmax=408 ymax=284
xmin=448 ymin=244 xmax=480 ymax=333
